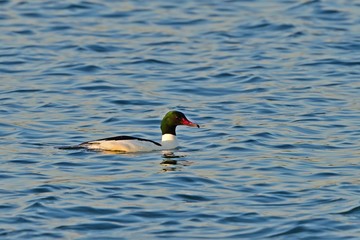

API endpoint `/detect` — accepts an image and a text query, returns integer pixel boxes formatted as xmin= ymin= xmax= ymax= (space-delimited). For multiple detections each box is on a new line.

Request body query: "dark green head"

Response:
xmin=160 ymin=111 xmax=199 ymax=135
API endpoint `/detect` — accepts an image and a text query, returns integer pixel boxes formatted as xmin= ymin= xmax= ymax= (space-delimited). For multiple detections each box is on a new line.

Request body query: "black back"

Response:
xmin=88 ymin=135 xmax=162 ymax=146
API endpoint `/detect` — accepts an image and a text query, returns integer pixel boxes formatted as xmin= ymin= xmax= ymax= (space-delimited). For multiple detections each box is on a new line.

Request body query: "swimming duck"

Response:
xmin=79 ymin=111 xmax=199 ymax=152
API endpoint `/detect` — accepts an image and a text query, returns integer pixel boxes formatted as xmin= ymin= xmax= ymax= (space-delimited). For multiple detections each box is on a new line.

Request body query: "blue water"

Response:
xmin=1 ymin=0 xmax=360 ymax=239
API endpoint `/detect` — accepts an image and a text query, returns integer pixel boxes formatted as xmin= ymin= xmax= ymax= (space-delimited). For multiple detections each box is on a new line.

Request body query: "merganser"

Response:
xmin=78 ymin=111 xmax=200 ymax=152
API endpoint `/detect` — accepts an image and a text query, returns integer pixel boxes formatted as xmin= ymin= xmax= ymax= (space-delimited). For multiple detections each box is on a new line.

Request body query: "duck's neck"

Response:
xmin=161 ymin=134 xmax=178 ymax=149
xmin=161 ymin=123 xmax=176 ymax=135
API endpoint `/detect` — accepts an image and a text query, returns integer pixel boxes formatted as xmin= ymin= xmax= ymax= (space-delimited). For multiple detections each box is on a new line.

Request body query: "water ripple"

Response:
xmin=0 ymin=0 xmax=359 ymax=239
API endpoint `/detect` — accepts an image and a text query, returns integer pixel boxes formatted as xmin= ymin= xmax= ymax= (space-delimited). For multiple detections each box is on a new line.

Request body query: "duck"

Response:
xmin=78 ymin=111 xmax=200 ymax=152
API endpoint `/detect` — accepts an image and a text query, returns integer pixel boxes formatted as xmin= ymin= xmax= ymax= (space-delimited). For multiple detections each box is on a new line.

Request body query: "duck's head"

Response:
xmin=161 ymin=111 xmax=199 ymax=135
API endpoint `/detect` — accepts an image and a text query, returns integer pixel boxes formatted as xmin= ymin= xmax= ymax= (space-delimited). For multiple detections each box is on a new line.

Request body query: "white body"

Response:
xmin=81 ymin=134 xmax=178 ymax=153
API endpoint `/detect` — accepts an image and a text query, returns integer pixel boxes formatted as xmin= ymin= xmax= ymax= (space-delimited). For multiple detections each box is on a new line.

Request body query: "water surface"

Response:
xmin=1 ymin=0 xmax=360 ymax=239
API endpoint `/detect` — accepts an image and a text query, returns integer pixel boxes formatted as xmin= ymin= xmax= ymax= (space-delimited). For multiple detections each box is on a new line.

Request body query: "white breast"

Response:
xmin=161 ymin=134 xmax=178 ymax=150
